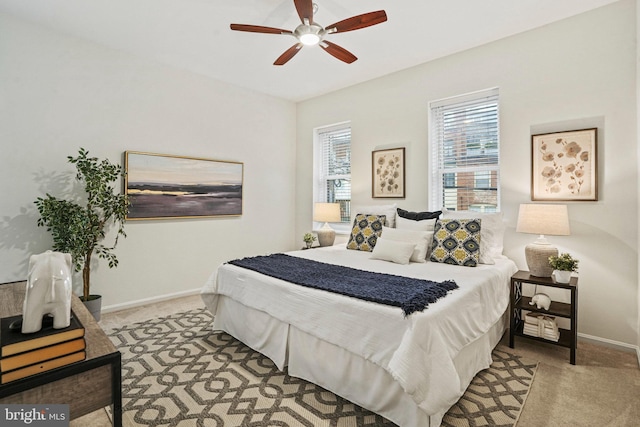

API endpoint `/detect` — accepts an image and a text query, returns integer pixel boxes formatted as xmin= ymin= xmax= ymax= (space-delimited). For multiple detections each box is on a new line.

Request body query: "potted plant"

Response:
xmin=35 ymin=148 xmax=129 ymax=320
xmin=548 ymin=252 xmax=578 ymax=284
xmin=303 ymin=232 xmax=317 ymax=249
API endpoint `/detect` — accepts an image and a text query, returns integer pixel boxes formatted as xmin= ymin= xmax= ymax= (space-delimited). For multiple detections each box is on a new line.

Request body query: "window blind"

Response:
xmin=316 ymin=123 xmax=351 ymax=222
xmin=430 ymin=88 xmax=500 ymax=212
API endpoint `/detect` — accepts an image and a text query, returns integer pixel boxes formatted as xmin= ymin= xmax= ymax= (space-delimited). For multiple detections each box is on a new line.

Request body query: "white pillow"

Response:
xmin=441 ymin=209 xmax=505 ymax=264
xmin=381 ymin=226 xmax=433 ymax=263
xmin=370 ymin=237 xmax=415 ymax=265
xmin=396 ymin=216 xmax=437 ymax=232
xmin=351 ymin=203 xmax=397 ymax=227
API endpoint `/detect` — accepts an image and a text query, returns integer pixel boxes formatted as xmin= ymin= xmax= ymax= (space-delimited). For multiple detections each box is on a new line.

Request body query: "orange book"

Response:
xmin=1 ymin=313 xmax=85 ymax=357
xmin=1 ymin=351 xmax=86 ymax=384
xmin=0 ymin=338 xmax=86 ymax=372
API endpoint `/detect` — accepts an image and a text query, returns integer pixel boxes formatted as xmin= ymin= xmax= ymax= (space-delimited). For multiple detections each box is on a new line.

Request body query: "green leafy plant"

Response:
xmin=303 ymin=232 xmax=317 ymax=243
xmin=548 ymin=252 xmax=579 ymax=272
xmin=35 ymin=148 xmax=129 ymax=301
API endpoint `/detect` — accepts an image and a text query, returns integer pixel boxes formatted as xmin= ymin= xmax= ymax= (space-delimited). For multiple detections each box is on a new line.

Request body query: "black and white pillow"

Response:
xmin=430 ymin=219 xmax=482 ymax=267
xmin=346 ymin=214 xmax=386 ymax=252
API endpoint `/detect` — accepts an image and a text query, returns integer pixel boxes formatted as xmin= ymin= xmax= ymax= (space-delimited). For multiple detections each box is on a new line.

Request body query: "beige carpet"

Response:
xmin=503 ymin=335 xmax=640 ymax=427
xmin=106 ymin=308 xmax=536 ymax=427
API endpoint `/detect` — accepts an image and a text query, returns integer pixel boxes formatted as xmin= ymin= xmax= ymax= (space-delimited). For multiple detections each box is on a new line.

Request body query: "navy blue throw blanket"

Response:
xmin=228 ymin=253 xmax=458 ymax=316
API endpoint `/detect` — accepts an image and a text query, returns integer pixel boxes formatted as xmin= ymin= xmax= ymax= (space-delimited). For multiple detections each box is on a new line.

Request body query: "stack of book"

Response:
xmin=523 ymin=312 xmax=560 ymax=342
xmin=0 ymin=312 xmax=86 ymax=384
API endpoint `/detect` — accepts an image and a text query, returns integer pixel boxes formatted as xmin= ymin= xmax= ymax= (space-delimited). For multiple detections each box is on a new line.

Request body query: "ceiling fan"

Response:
xmin=230 ymin=0 xmax=387 ymax=65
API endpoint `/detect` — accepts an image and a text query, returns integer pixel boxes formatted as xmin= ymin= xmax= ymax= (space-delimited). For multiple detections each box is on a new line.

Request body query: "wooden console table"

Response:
xmin=0 ymin=281 xmax=122 ymax=426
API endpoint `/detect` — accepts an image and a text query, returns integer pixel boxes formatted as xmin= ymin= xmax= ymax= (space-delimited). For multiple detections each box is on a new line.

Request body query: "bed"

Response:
xmin=201 ymin=209 xmax=517 ymax=426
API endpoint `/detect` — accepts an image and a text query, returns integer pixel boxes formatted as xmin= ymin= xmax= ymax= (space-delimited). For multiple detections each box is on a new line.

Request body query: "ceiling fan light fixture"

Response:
xmin=230 ymin=1 xmax=387 ymax=65
xmin=299 ymin=33 xmax=320 ymax=45
xmin=295 ymin=23 xmax=324 ymax=46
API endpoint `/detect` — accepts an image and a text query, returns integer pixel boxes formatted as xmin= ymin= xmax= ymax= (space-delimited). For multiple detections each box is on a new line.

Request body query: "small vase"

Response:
xmin=305 ymin=241 xmax=312 ymax=249
xmin=554 ymin=270 xmax=572 ymax=284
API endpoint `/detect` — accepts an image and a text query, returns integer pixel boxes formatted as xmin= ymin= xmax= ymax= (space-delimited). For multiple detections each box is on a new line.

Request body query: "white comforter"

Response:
xmin=202 ymin=246 xmax=517 ymax=416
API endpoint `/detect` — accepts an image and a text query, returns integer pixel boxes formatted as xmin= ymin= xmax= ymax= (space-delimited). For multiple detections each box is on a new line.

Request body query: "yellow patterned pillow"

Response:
xmin=430 ymin=219 xmax=481 ymax=267
xmin=346 ymin=214 xmax=386 ymax=252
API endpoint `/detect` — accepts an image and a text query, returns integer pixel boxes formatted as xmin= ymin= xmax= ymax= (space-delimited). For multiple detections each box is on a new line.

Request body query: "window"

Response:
xmin=430 ymin=88 xmax=500 ymax=212
xmin=314 ymin=122 xmax=351 ymax=229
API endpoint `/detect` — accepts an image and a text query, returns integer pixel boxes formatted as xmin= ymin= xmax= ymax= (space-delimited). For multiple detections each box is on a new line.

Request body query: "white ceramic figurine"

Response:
xmin=22 ymin=250 xmax=73 ymax=333
xmin=529 ymin=293 xmax=551 ymax=311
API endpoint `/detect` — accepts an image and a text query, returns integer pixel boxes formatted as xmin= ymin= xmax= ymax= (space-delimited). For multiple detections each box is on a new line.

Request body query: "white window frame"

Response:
xmin=429 ymin=88 xmax=501 ymax=212
xmin=313 ymin=121 xmax=351 ymax=233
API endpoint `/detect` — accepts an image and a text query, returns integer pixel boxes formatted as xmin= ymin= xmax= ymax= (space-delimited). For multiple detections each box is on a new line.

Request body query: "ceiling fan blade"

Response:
xmin=320 ymin=41 xmax=357 ymax=64
xmin=230 ymin=24 xmax=293 ymax=35
xmin=326 ymin=10 xmax=387 ymax=34
xmin=294 ymin=0 xmax=314 ymax=24
xmin=274 ymin=43 xmax=303 ymax=66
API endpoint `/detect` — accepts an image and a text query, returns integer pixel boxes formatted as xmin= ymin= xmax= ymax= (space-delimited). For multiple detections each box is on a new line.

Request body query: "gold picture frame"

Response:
xmin=125 ymin=151 xmax=243 ymax=220
xmin=531 ymin=128 xmax=597 ymax=201
xmin=372 ymin=147 xmax=405 ymax=198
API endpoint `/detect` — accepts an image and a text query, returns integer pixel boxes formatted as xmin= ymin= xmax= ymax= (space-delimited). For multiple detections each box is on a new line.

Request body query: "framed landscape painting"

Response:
xmin=531 ymin=128 xmax=597 ymax=201
xmin=125 ymin=151 xmax=243 ymax=220
xmin=372 ymin=147 xmax=405 ymax=198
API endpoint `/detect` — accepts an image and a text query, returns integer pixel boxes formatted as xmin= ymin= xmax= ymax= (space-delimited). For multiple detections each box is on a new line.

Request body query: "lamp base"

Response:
xmin=525 ymin=243 xmax=558 ymax=277
xmin=316 ymin=224 xmax=336 ymax=247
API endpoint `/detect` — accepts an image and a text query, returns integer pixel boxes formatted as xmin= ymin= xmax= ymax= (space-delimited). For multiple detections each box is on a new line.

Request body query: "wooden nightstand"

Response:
xmin=0 ymin=281 xmax=122 ymax=426
xmin=509 ymin=270 xmax=578 ymax=364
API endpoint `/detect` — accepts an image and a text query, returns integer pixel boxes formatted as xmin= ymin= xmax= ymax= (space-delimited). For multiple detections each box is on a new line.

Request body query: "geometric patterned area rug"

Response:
xmin=441 ymin=348 xmax=537 ymax=427
xmin=108 ymin=309 xmax=537 ymax=427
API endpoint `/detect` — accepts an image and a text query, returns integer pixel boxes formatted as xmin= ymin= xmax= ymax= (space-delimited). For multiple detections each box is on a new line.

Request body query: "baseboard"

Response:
xmin=578 ymin=332 xmax=639 ymax=355
xmin=101 ymin=288 xmax=202 ymax=314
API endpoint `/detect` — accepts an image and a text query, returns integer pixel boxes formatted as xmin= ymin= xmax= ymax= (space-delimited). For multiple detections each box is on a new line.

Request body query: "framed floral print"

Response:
xmin=531 ymin=128 xmax=597 ymax=201
xmin=372 ymin=147 xmax=405 ymax=198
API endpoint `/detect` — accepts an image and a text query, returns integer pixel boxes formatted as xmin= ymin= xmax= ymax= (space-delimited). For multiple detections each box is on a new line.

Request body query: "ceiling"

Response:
xmin=0 ymin=0 xmax=620 ymax=102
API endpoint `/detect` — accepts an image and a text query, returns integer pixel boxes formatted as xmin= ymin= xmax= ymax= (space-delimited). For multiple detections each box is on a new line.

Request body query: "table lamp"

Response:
xmin=313 ymin=203 xmax=341 ymax=247
xmin=516 ymin=204 xmax=570 ymax=277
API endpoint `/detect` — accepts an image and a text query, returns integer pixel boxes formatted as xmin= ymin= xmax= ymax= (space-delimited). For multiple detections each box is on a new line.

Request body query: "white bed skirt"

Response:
xmin=210 ymin=295 xmax=507 ymax=427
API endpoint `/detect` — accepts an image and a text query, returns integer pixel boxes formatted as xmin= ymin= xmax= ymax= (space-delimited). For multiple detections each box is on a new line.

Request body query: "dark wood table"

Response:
xmin=509 ymin=271 xmax=578 ymax=364
xmin=0 ymin=281 xmax=122 ymax=426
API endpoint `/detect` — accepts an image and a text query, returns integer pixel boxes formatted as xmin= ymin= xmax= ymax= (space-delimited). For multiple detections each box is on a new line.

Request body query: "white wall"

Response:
xmin=0 ymin=12 xmax=297 ymax=309
xmin=296 ymin=1 xmax=639 ymax=347
xmin=637 ymin=0 xmax=640 ymax=363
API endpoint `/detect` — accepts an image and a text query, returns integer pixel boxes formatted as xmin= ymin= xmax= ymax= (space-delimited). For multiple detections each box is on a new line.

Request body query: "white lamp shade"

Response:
xmin=516 ymin=204 xmax=570 ymax=236
xmin=314 ymin=203 xmax=340 ymax=247
xmin=516 ymin=204 xmax=570 ymax=277
xmin=313 ymin=203 xmax=341 ymax=223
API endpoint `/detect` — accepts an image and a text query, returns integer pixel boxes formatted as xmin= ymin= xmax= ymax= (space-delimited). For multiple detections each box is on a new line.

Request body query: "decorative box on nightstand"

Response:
xmin=509 ymin=270 xmax=578 ymax=364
